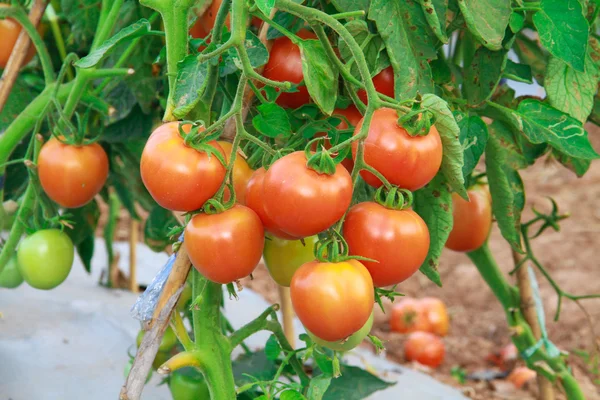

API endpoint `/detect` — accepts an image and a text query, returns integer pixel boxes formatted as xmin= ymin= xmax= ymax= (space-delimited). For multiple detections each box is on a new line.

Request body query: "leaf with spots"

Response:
xmin=513 ymin=33 xmax=548 ymax=84
xmin=463 ymin=46 xmax=508 ymax=105
xmin=454 ymin=111 xmax=489 ymax=180
xmin=172 ymin=55 xmax=209 ymax=119
xmin=458 ymin=0 xmax=511 ymax=51
xmin=419 ymin=0 xmax=449 ymax=43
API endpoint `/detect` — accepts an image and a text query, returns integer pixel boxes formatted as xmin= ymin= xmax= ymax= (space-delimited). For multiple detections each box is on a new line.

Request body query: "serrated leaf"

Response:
xmin=62 ymin=0 xmax=101 ymax=52
xmin=486 ymin=122 xmax=525 ymax=251
xmin=458 ymin=0 xmax=511 ymax=51
xmin=299 ymin=39 xmax=339 ymax=115
xmin=264 ymin=335 xmax=282 ymax=360
xmin=172 ymin=55 xmax=209 ymax=119
xmin=337 ymin=20 xmax=389 ymax=78
xmin=308 ymin=375 xmax=332 ymax=400
xmin=421 ymin=94 xmax=468 ymax=199
xmin=368 ymin=0 xmax=436 ymax=99
xmin=463 ymin=46 xmax=508 ymax=105
xmin=503 ymin=59 xmax=532 ymax=84
xmin=144 ymin=206 xmax=179 ymax=252
xmin=513 ymin=33 xmax=548 ymax=84
xmin=323 ymin=365 xmax=394 ymax=400
xmin=255 ymin=0 xmax=275 ymax=17
xmin=331 ymin=0 xmax=370 ymax=12
xmin=252 ymin=103 xmax=292 ymax=138
xmin=532 ymin=0 xmax=589 ymax=71
xmin=413 ymin=173 xmax=452 ymax=287
xmin=75 ymin=19 xmax=153 ymax=68
xmin=419 ymin=0 xmax=449 ymax=43
xmin=545 ymin=55 xmax=596 ymax=123
xmin=454 ymin=111 xmax=489 ymax=179
xmin=280 ymin=390 xmax=307 ymax=400
xmin=220 ymin=31 xmax=269 ymax=76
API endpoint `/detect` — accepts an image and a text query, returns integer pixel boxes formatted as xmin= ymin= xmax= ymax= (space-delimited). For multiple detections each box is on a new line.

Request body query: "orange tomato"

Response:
xmin=291 ymin=259 xmax=374 ymax=342
xmin=390 ymin=298 xmax=431 ymax=334
xmin=420 ymin=297 xmax=449 ymax=337
xmin=38 ymin=138 xmax=109 ymax=208
xmin=445 ymin=185 xmax=492 ymax=252
xmin=0 ymin=4 xmax=37 ymax=68
xmin=218 ymin=141 xmax=253 ymax=205
xmin=508 ymin=367 xmax=536 ymax=389
xmin=404 ymin=332 xmax=445 ymax=368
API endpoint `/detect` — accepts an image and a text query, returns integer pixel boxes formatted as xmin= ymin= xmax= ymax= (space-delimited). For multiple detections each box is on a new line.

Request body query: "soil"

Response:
xmin=104 ymin=126 xmax=600 ymax=399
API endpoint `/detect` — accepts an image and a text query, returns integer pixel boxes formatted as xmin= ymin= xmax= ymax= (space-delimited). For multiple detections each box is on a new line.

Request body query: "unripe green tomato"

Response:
xmin=169 ymin=368 xmax=210 ymax=400
xmin=136 ymin=326 xmax=177 ymax=353
xmin=17 ymin=229 xmax=74 ymax=290
xmin=307 ymin=312 xmax=374 ymax=352
xmin=263 ymin=234 xmax=319 ymax=287
xmin=124 ymin=358 xmax=152 ymax=383
xmin=176 ymin=282 xmax=193 ymax=312
xmin=0 ymin=256 xmax=24 ymax=288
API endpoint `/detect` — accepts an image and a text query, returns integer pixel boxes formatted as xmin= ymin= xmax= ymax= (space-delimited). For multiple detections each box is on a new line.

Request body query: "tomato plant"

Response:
xmin=184 ymin=205 xmax=264 ymax=284
xmin=263 ymin=234 xmax=318 ymax=287
xmin=38 ymin=138 xmax=109 ymax=208
xmin=17 ymin=229 xmax=74 ymax=290
xmin=404 ymin=332 xmax=445 ymax=368
xmin=290 ymin=260 xmax=374 ymax=342
xmin=445 ymin=185 xmax=492 ymax=252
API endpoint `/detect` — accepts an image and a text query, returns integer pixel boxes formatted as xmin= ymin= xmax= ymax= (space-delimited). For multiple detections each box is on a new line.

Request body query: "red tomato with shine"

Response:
xmin=291 ymin=259 xmax=374 ymax=342
xmin=357 ymin=66 xmax=395 ymax=104
xmin=38 ymin=138 xmax=109 ymax=208
xmin=263 ymin=30 xmax=317 ymax=108
xmin=353 ymin=108 xmax=443 ymax=191
xmin=185 ymin=205 xmax=264 ymax=284
xmin=263 ymin=151 xmax=353 ymax=237
xmin=141 ymin=122 xmax=226 ymax=212
xmin=404 ymin=332 xmax=445 ymax=368
xmin=445 ymin=186 xmax=492 ymax=252
xmin=343 ymin=202 xmax=429 ymax=287
xmin=245 ymin=168 xmax=297 ymax=240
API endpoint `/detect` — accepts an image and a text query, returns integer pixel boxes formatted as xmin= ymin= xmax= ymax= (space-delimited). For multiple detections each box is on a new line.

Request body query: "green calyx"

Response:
xmin=374 ymin=186 xmax=413 ymax=210
xmin=304 ymin=137 xmax=338 ymax=175
xmin=398 ymin=108 xmax=436 ymax=137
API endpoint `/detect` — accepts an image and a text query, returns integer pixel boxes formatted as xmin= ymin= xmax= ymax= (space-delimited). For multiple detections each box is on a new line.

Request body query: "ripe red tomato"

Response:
xmin=263 ymin=30 xmax=317 ymax=108
xmin=263 ymin=151 xmax=353 ymax=237
xmin=218 ymin=141 xmax=254 ymax=205
xmin=353 ymin=107 xmax=443 ymax=191
xmin=357 ymin=66 xmax=395 ymax=104
xmin=38 ymin=137 xmax=109 ymax=208
xmin=291 ymin=259 xmax=374 ymax=342
xmin=313 ymin=106 xmax=362 ymax=172
xmin=343 ymin=202 xmax=429 ymax=287
xmin=420 ymin=297 xmax=449 ymax=337
xmin=445 ymin=185 xmax=492 ymax=252
xmin=404 ymin=332 xmax=445 ymax=368
xmin=308 ymin=311 xmax=373 ymax=352
xmin=185 ymin=205 xmax=264 ymax=284
xmin=390 ymin=298 xmax=430 ymax=334
xmin=141 ymin=122 xmax=226 ymax=212
xmin=0 ymin=4 xmax=36 ymax=68
xmin=245 ymin=167 xmax=297 ymax=240
xmin=263 ymin=234 xmax=319 ymax=287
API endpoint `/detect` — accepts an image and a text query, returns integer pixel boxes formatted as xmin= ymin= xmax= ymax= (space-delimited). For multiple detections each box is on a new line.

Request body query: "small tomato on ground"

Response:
xmin=507 ymin=366 xmax=536 ymax=389
xmin=404 ymin=331 xmax=445 ymax=368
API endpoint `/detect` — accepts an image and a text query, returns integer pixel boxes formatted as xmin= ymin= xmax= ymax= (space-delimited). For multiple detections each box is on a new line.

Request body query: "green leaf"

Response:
xmin=62 ymin=0 xmax=101 ymax=52
xmin=513 ymin=33 xmax=548 ymax=84
xmin=503 ymin=59 xmax=532 ymax=84
xmin=554 ymin=150 xmax=592 ymax=177
xmin=419 ymin=0 xmax=449 ymax=43
xmin=220 ymin=31 xmax=269 ymax=76
xmin=172 ymin=55 xmax=209 ymax=119
xmin=323 ymin=365 xmax=394 ymax=400
xmin=103 ymin=190 xmax=121 ymax=273
xmin=413 ymin=173 xmax=451 ymax=287
xmin=267 ymin=7 xmax=306 ymax=40
xmin=532 ymin=0 xmax=589 ymax=71
xmin=368 ymin=0 xmax=437 ymax=99
xmin=252 ymin=103 xmax=292 ymax=138
xmin=255 ymin=0 xmax=275 ymax=17
xmin=65 ymin=201 xmax=101 ymax=272
xmin=589 ymin=95 xmax=600 ymax=126
xmin=421 ymin=94 xmax=468 ymax=199
xmin=0 ymin=76 xmax=40 ymax=133
xmin=463 ymin=47 xmax=508 ymax=105
xmin=509 ymin=12 xmax=525 ymax=33
xmin=101 ymin=105 xmax=153 ymax=143
xmin=337 ymin=20 xmax=389 ymax=78
xmin=76 ymin=235 xmax=96 ymax=274
xmin=308 ymin=375 xmax=332 ymax=400
xmin=264 ymin=335 xmax=282 ymax=360
xmin=545 ymin=56 xmax=596 ymax=123
xmin=458 ymin=0 xmax=511 ymax=51
xmin=454 ymin=112 xmax=489 ymax=179
xmin=299 ymin=39 xmax=339 ymax=115
xmin=486 ymin=122 xmax=525 ymax=251
xmin=351 ymin=176 xmax=376 ymax=205
xmin=144 ymin=206 xmax=179 ymax=252
xmin=75 ymin=19 xmax=153 ymax=68
xmin=331 ymin=0 xmax=370 ymax=12
xmin=280 ymin=390 xmax=307 ymax=400
xmin=232 ymin=351 xmax=278 ymax=387
xmin=314 ymin=350 xmax=334 ymax=376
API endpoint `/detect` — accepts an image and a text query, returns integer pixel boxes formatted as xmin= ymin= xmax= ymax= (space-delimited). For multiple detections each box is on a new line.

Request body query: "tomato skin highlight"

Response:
xmin=141 ymin=122 xmax=226 ymax=212
xmin=343 ymin=202 xmax=429 ymax=287
xmin=353 ymin=108 xmax=443 ymax=191
xmin=0 ymin=256 xmax=24 ymax=288
xmin=218 ymin=141 xmax=254 ymax=205
xmin=38 ymin=138 xmax=109 ymax=209
xmin=263 ymin=151 xmax=353 ymax=237
xmin=263 ymin=234 xmax=318 ymax=287
xmin=185 ymin=205 xmax=264 ymax=284
xmin=245 ymin=167 xmax=297 ymax=240
xmin=291 ymin=259 xmax=374 ymax=342
xmin=357 ymin=66 xmax=395 ymax=104
xmin=308 ymin=311 xmax=373 ymax=352
xmin=17 ymin=229 xmax=74 ymax=290
xmin=445 ymin=186 xmax=492 ymax=252
xmin=263 ymin=30 xmax=317 ymax=108
xmin=404 ymin=331 xmax=445 ymax=368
